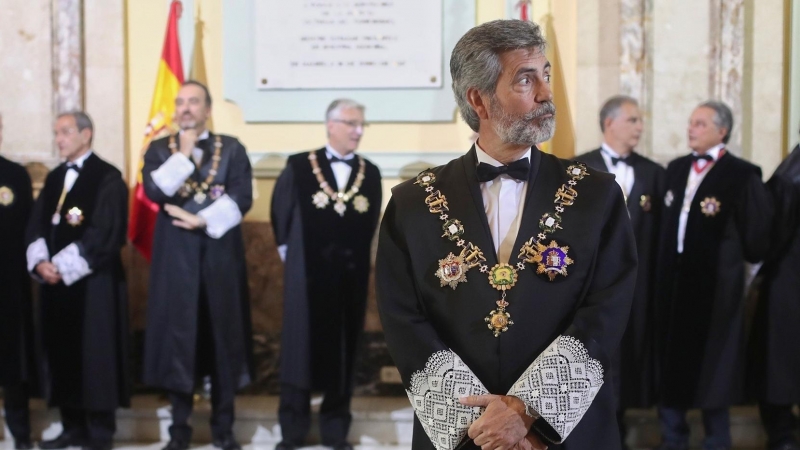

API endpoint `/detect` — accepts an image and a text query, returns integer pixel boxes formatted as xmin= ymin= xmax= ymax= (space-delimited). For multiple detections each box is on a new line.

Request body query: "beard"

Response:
xmin=489 ymin=98 xmax=556 ymax=146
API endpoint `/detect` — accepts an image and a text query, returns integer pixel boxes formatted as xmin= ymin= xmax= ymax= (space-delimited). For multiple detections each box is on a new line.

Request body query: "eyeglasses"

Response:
xmin=332 ymin=119 xmax=369 ymax=129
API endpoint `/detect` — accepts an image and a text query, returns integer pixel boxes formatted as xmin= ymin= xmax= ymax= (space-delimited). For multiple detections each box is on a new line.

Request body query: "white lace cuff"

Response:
xmin=52 ymin=243 xmax=93 ymax=286
xmin=151 ymin=153 xmax=194 ymax=196
xmin=506 ymin=335 xmax=604 ymax=444
xmin=26 ymin=237 xmax=50 ymax=275
xmin=197 ymin=194 xmax=242 ymax=239
xmin=406 ymin=350 xmax=489 ymax=450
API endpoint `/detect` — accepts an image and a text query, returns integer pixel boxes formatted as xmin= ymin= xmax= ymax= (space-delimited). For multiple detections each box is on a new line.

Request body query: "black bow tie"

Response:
xmin=692 ymin=154 xmax=714 ymax=162
xmin=476 ymin=158 xmax=531 ymax=182
xmin=65 ymin=162 xmax=82 ymax=172
xmin=610 ymin=156 xmax=633 ymax=166
xmin=329 ymin=155 xmax=357 ymax=168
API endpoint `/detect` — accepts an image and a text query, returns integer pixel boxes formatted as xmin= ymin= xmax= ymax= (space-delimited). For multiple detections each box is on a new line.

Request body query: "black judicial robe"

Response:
xmin=0 ymin=156 xmax=36 ymax=388
xmin=747 ymin=144 xmax=800 ymax=404
xmin=656 ymin=152 xmax=772 ymax=409
xmin=377 ymin=147 xmax=637 ymax=449
xmin=25 ymin=153 xmax=130 ymax=410
xmin=574 ymin=149 xmax=665 ymax=409
xmin=142 ymin=133 xmax=254 ymax=394
xmin=271 ymin=148 xmax=382 ymax=392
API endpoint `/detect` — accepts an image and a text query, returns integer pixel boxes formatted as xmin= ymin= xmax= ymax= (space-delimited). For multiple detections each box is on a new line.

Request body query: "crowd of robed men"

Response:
xmin=1 ymin=18 xmax=800 ymax=450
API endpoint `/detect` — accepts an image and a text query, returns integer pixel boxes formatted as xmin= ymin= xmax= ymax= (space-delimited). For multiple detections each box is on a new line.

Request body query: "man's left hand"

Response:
xmin=164 ymin=204 xmax=206 ymax=230
xmin=460 ymin=394 xmax=534 ymax=450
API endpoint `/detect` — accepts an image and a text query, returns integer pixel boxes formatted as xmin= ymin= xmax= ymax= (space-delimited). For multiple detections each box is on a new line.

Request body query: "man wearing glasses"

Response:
xmin=271 ymin=99 xmax=382 ymax=450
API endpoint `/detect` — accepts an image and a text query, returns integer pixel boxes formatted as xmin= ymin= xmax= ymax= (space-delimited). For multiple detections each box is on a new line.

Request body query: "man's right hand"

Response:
xmin=35 ymin=261 xmax=62 ymax=285
xmin=513 ymin=433 xmax=547 ymax=450
xmin=179 ymin=128 xmax=198 ymax=157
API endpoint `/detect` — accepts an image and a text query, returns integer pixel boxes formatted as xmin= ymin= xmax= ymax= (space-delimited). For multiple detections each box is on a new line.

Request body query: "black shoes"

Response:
xmin=40 ymin=433 xmax=87 ymax=449
xmin=162 ymin=439 xmax=189 ymax=450
xmin=14 ymin=440 xmax=34 ymax=450
xmin=212 ymin=437 xmax=241 ymax=450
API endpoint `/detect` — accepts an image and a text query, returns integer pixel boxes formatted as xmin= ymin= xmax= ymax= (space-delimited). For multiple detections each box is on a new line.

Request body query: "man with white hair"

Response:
xmin=271 ymin=99 xmax=382 ymax=450
xmin=377 ymin=20 xmax=636 ymax=450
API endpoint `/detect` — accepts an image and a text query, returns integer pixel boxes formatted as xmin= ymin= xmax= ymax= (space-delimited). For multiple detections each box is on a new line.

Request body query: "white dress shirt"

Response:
xmin=677 ymin=143 xmax=725 ymax=253
xmin=63 ymin=150 xmax=93 ymax=193
xmin=326 ymin=145 xmax=355 ymax=191
xmin=600 ymin=143 xmax=635 ymax=198
xmin=187 ymin=129 xmax=210 ymax=166
xmin=476 ymin=143 xmax=531 ymax=263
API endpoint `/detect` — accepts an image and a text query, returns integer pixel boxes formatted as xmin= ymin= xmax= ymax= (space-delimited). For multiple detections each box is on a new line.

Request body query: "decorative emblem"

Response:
xmin=424 ymin=190 xmax=449 ymax=214
xmin=554 ymin=185 xmax=578 ymax=206
xmin=485 ymin=299 xmax=513 ymax=337
xmin=0 ymin=186 xmax=14 ymax=206
xmin=539 ymin=213 xmax=562 ymax=234
xmin=488 ymin=263 xmax=518 ymax=291
xmin=312 ymin=191 xmax=330 ymax=209
xmin=209 ymin=184 xmax=226 ymax=200
xmin=520 ymin=240 xmax=574 ymax=281
xmin=333 ymin=201 xmax=347 ymax=216
xmin=441 ymin=219 xmax=465 ymax=241
xmin=65 ymin=207 xmax=85 ymax=227
xmin=193 ymin=191 xmax=207 ymax=204
xmin=459 ymin=242 xmax=487 ymax=269
xmin=700 ymin=197 xmax=721 ymax=217
xmin=664 ymin=190 xmax=674 ymax=208
xmin=414 ymin=171 xmax=436 ymax=188
xmin=435 ymin=253 xmax=468 ymax=289
xmin=640 ymin=195 xmax=652 ymax=212
xmin=566 ymin=164 xmax=589 ymax=180
xmin=353 ymin=194 xmax=370 ymax=213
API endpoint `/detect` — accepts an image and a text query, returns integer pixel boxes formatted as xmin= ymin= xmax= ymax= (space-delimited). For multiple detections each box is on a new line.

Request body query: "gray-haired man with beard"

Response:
xmin=376 ymin=19 xmax=637 ymax=450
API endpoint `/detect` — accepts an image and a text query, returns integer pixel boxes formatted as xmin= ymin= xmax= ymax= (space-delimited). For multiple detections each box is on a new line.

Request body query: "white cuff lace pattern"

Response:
xmin=507 ymin=335 xmax=604 ymax=443
xmin=406 ymin=350 xmax=489 ymax=450
xmin=197 ymin=194 xmax=242 ymax=239
xmin=52 ymin=243 xmax=93 ymax=286
xmin=151 ymin=153 xmax=194 ymax=196
xmin=26 ymin=237 xmax=50 ymax=274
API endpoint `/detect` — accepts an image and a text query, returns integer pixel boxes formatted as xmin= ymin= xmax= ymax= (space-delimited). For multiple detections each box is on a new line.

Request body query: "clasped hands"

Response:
xmin=35 ymin=261 xmax=62 ymax=285
xmin=459 ymin=394 xmax=547 ymax=450
xmin=163 ymin=204 xmax=206 ymax=230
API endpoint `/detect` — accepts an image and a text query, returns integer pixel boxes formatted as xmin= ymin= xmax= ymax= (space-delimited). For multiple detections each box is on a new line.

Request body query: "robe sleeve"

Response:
xmin=506 ymin=182 xmax=637 ymax=444
xmin=196 ymin=141 xmax=253 ymax=239
xmin=25 ymin=177 xmax=52 ymax=282
xmin=735 ymin=170 xmax=773 ymax=264
xmin=142 ymin=142 xmax=189 ymax=205
xmin=376 ymin=196 xmax=489 ymax=450
xmin=270 ymin=163 xmax=297 ymax=262
xmin=51 ymin=172 xmax=128 ymax=286
xmin=762 ymin=173 xmax=800 ymax=264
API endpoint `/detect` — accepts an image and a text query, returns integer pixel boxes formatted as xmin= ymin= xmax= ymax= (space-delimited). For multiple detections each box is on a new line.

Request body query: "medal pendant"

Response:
xmin=353 ymin=194 xmax=370 ymax=213
xmin=194 ymin=191 xmax=207 ymax=204
xmin=0 ymin=186 xmax=14 ymax=206
xmin=700 ymin=197 xmax=721 ymax=217
xmin=435 ymin=252 xmax=468 ymax=289
xmin=334 ymin=200 xmax=347 ymax=216
xmin=65 ymin=207 xmax=84 ymax=227
xmin=485 ymin=299 xmax=513 ymax=337
xmin=488 ymin=263 xmax=518 ymax=291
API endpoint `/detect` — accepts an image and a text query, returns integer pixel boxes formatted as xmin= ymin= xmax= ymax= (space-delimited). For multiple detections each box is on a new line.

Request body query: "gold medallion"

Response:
xmin=488 ymin=263 xmax=518 ymax=291
xmin=352 ymin=194 xmax=370 ymax=213
xmin=485 ymin=299 xmax=513 ymax=337
xmin=312 ymin=191 xmax=330 ymax=209
xmin=65 ymin=207 xmax=84 ymax=227
xmin=700 ymin=197 xmax=721 ymax=217
xmin=435 ymin=252 xmax=468 ymax=289
xmin=0 ymin=186 xmax=14 ymax=206
xmin=193 ymin=191 xmax=207 ymax=204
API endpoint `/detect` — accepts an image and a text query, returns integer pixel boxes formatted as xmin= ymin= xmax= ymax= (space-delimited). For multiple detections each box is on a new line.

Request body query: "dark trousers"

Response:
xmin=278 ymin=383 xmax=352 ymax=446
xmin=60 ymin=407 xmax=116 ymax=445
xmin=168 ymin=287 xmax=236 ymax=443
xmin=658 ymin=406 xmax=731 ymax=449
xmin=2 ymin=383 xmax=31 ymax=442
xmin=759 ymin=402 xmax=799 ymax=448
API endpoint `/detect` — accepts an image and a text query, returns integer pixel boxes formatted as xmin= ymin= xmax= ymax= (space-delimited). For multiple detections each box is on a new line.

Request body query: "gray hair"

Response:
xmin=325 ymin=99 xmax=365 ymax=122
xmin=450 ymin=20 xmax=547 ymax=132
xmin=599 ymin=95 xmax=638 ymax=132
xmin=58 ymin=111 xmax=94 ymax=144
xmin=698 ymin=100 xmax=733 ymax=144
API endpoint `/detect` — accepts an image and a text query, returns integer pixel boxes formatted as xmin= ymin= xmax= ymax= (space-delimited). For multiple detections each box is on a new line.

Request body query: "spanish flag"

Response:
xmin=128 ymin=0 xmax=185 ymax=261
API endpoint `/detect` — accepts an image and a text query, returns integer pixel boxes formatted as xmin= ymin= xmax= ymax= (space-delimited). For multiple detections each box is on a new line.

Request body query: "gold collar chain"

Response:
xmin=169 ymin=134 xmax=223 ymax=204
xmin=414 ymin=162 xmax=589 ymax=337
xmin=308 ymin=152 xmax=370 ymax=217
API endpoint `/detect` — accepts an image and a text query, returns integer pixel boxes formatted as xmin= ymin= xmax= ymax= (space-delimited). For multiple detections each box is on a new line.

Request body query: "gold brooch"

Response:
xmin=0 ymin=186 xmax=14 ymax=206
xmin=65 ymin=207 xmax=85 ymax=227
xmin=435 ymin=253 xmax=468 ymax=289
xmin=700 ymin=197 xmax=721 ymax=217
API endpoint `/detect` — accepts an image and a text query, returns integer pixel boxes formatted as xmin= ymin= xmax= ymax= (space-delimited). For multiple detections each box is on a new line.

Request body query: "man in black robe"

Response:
xmin=25 ymin=111 xmax=130 ymax=450
xmin=747 ymin=126 xmax=800 ymax=450
xmin=377 ymin=20 xmax=637 ymax=450
xmin=0 ymin=113 xmax=36 ymax=450
xmin=271 ymin=99 xmax=382 ymax=450
xmin=142 ymin=80 xmax=254 ymax=450
xmin=655 ymin=101 xmax=772 ymax=450
xmin=574 ymin=95 xmax=665 ymax=448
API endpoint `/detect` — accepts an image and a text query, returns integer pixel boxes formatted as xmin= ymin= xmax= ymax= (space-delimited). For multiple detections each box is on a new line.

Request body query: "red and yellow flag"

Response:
xmin=128 ymin=0 xmax=185 ymax=261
